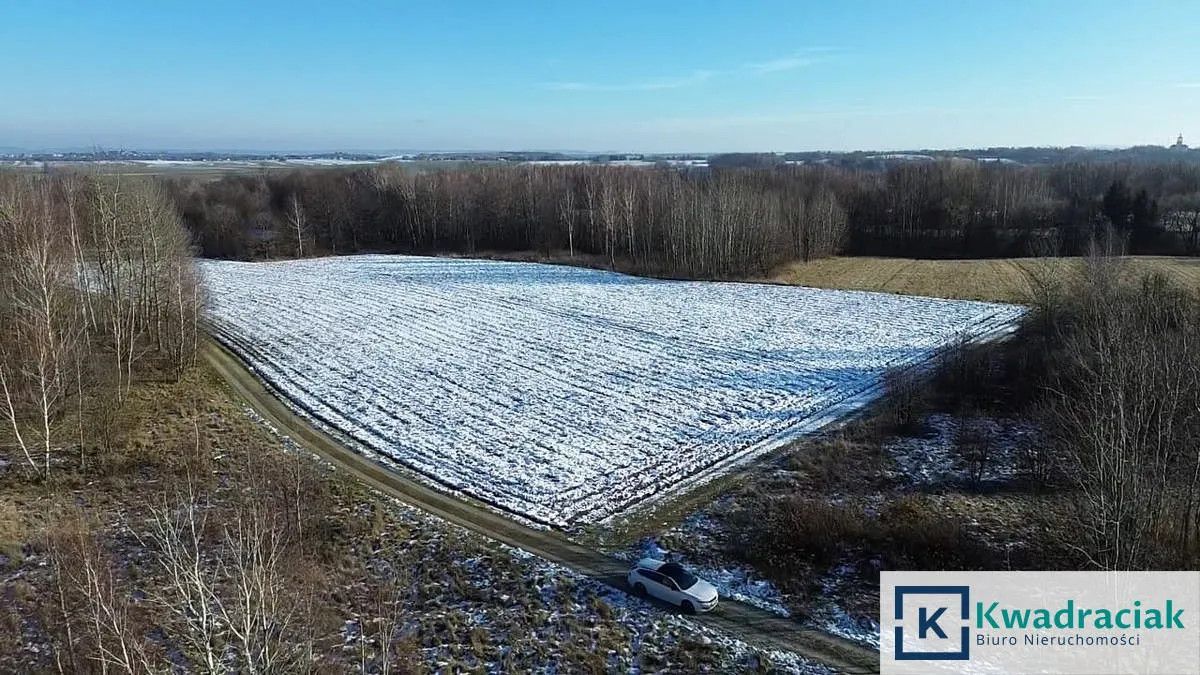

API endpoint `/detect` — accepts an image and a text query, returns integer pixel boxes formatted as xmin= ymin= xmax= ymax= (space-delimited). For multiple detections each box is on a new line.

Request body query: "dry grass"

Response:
xmin=0 ymin=497 xmax=28 ymax=562
xmin=765 ymin=256 xmax=1200 ymax=303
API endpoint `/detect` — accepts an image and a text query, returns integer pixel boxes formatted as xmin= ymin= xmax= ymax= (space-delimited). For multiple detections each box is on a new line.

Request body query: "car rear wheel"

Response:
xmin=680 ymin=600 xmax=696 ymax=615
xmin=633 ymin=582 xmax=647 ymax=597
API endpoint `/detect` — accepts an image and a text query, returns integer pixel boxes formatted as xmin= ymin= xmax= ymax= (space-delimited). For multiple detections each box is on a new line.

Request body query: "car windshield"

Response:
xmin=657 ymin=563 xmax=697 ymax=590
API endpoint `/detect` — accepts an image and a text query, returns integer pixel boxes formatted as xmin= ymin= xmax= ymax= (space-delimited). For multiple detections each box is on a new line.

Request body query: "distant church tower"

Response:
xmin=1172 ymin=133 xmax=1189 ymax=150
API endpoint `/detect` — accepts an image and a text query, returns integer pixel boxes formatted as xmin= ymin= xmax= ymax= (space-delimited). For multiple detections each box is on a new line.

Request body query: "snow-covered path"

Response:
xmin=201 ymin=255 xmax=1023 ymax=526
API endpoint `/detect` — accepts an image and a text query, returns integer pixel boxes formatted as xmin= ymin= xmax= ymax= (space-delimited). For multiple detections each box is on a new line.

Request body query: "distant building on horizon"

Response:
xmin=1171 ymin=133 xmax=1189 ymax=150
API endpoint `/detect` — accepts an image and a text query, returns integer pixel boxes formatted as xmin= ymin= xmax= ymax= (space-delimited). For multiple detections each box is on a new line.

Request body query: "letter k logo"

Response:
xmin=919 ymin=606 xmax=948 ymax=639
xmin=893 ymin=585 xmax=970 ymax=661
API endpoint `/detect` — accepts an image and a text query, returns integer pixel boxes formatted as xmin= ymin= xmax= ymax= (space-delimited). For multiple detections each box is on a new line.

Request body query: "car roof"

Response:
xmin=635 ymin=557 xmax=664 ymax=570
xmin=658 ymin=561 xmax=686 ymax=574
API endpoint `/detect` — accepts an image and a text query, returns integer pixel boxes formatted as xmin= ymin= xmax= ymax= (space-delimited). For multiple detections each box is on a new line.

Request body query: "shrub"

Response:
xmin=0 ymin=498 xmax=26 ymax=564
xmin=732 ymin=496 xmax=868 ymax=577
xmin=932 ymin=337 xmax=997 ymax=408
xmin=732 ymin=493 xmax=997 ymax=590
xmin=877 ymin=496 xmax=995 ymax=570
xmin=949 ymin=416 xmax=992 ymax=487
xmin=784 ymin=435 xmax=889 ymax=494
xmin=882 ymin=368 xmax=926 ymax=434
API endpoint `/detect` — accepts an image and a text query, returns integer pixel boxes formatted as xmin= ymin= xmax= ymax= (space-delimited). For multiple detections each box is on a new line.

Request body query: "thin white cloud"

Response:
xmin=745 ymin=47 xmax=839 ymax=74
xmin=544 ymin=70 xmax=715 ymax=92
xmin=746 ymin=55 xmax=817 ymax=74
xmin=1174 ymin=82 xmax=1200 ymax=89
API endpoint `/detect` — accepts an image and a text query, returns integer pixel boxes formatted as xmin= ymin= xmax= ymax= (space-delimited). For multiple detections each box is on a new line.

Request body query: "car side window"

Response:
xmin=640 ymin=569 xmax=664 ymax=585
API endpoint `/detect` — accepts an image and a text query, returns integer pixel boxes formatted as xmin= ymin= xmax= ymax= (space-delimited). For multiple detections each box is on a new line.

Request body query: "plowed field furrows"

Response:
xmin=202 ymin=255 xmax=1024 ymax=526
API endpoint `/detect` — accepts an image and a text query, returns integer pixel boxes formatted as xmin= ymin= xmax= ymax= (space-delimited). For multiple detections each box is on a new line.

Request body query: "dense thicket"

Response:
xmin=913 ymin=255 xmax=1200 ymax=570
xmin=1031 ymin=261 xmax=1200 ymax=569
xmin=169 ymin=161 xmax=1200 ymax=274
xmin=0 ymin=173 xmax=202 ymax=478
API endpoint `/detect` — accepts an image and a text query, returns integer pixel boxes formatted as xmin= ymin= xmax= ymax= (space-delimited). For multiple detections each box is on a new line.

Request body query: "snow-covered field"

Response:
xmin=201 ymin=255 xmax=1023 ymax=526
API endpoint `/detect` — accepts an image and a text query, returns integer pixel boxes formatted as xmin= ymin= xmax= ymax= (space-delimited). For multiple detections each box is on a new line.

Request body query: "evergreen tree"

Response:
xmin=1102 ymin=180 xmax=1132 ymax=229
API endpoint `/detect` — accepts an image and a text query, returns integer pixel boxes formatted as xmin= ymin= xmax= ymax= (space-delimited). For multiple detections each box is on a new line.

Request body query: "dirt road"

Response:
xmin=202 ymin=341 xmax=879 ymax=673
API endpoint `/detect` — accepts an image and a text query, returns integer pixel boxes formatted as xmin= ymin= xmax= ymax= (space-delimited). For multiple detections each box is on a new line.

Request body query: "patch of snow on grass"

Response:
xmin=813 ymin=562 xmax=880 ymax=649
xmin=885 ymin=413 xmax=1038 ymax=486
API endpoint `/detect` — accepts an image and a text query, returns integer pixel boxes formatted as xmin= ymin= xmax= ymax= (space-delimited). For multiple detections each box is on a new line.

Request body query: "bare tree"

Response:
xmin=598 ymin=182 xmax=617 ymax=269
xmin=1046 ymin=259 xmax=1200 ymax=569
xmin=145 ymin=486 xmax=226 ymax=674
xmin=288 ymin=193 xmax=307 ymax=258
xmin=219 ymin=506 xmax=302 ymax=674
xmin=91 ymin=177 xmax=146 ymax=402
xmin=145 ymin=494 xmax=307 ymax=673
xmin=558 ymin=182 xmax=576 ymax=258
xmin=0 ymin=177 xmax=83 ymax=478
xmin=366 ymin=567 xmax=412 ymax=675
xmin=805 ymin=188 xmax=848 ymax=262
xmin=47 ymin=511 xmax=154 ymax=674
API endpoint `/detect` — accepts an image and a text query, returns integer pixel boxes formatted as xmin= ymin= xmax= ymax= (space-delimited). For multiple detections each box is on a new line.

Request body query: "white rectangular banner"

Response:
xmin=881 ymin=571 xmax=1200 ymax=674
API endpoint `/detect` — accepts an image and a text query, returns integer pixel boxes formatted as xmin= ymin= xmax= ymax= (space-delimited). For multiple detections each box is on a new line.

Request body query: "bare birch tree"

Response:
xmin=91 ymin=177 xmax=145 ymax=402
xmin=145 ymin=485 xmax=225 ymax=674
xmin=219 ymin=506 xmax=302 ymax=674
xmin=0 ymin=177 xmax=83 ymax=478
xmin=47 ymin=511 xmax=154 ymax=674
xmin=288 ymin=193 xmax=307 ymax=258
xmin=558 ymin=183 xmax=576 ymax=258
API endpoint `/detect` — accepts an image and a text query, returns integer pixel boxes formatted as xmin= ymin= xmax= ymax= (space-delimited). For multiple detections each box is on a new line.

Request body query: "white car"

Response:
xmin=627 ymin=558 xmax=719 ymax=613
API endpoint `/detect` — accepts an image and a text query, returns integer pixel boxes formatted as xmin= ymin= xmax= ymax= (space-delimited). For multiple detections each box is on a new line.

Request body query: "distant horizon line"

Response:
xmin=3 ymin=142 xmax=1190 ymax=157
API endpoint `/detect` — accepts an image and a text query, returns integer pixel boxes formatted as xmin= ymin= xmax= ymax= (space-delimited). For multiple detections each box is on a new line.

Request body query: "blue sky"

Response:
xmin=2 ymin=0 xmax=1197 ymax=152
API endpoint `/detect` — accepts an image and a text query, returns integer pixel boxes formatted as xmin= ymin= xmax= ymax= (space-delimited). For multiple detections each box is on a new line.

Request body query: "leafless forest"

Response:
xmin=0 ymin=173 xmax=202 ymax=479
xmin=169 ymin=161 xmax=1200 ymax=276
xmin=1037 ymin=261 xmax=1200 ymax=569
xmin=0 ymin=172 xmax=765 ymax=671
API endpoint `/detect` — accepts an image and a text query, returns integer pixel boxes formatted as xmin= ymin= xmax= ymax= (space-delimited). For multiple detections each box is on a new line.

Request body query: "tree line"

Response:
xmin=0 ymin=172 xmax=202 ymax=479
xmin=168 ymin=165 xmax=848 ymax=278
xmin=167 ymin=160 xmax=1200 ymax=275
